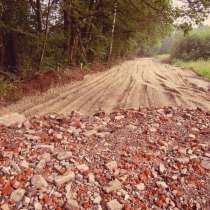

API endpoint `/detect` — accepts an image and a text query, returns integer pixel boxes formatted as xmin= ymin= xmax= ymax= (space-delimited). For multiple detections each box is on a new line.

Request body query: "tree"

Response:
xmin=0 ymin=0 xmax=209 ymax=75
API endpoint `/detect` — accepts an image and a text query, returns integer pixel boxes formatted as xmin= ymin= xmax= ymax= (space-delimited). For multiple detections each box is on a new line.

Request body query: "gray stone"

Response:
xmin=10 ymin=188 xmax=25 ymax=202
xmin=54 ymin=171 xmax=75 ymax=186
xmin=36 ymin=144 xmax=54 ymax=153
xmin=115 ymin=115 xmax=124 ymax=120
xmin=24 ymin=134 xmax=40 ymax=141
xmin=36 ymin=153 xmax=51 ymax=171
xmin=103 ymin=179 xmax=122 ymax=193
xmin=76 ymin=164 xmax=89 ymax=173
xmin=107 ymin=199 xmax=123 ymax=210
xmin=159 ymin=163 xmax=166 ymax=173
xmin=88 ymin=173 xmax=95 ymax=184
xmin=19 ymin=160 xmax=29 ymax=169
xmin=84 ymin=130 xmax=97 ymax=137
xmin=201 ymin=159 xmax=210 ymax=170
xmin=105 ymin=161 xmax=118 ymax=171
xmin=66 ymin=192 xmax=79 ymax=209
xmin=176 ymin=157 xmax=190 ymax=164
xmin=156 ymin=181 xmax=168 ymax=189
xmin=57 ymin=151 xmax=72 ymax=160
xmin=93 ymin=194 xmax=102 ymax=204
xmin=1 ymin=203 xmax=10 ymax=210
xmin=31 ymin=175 xmax=48 ymax=189
xmin=136 ymin=183 xmax=145 ymax=191
xmin=34 ymin=202 xmax=42 ymax=210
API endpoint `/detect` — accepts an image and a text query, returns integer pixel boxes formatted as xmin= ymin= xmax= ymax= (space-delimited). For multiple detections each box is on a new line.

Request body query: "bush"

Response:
xmin=171 ymin=27 xmax=210 ymax=61
xmin=0 ymin=77 xmax=20 ymax=101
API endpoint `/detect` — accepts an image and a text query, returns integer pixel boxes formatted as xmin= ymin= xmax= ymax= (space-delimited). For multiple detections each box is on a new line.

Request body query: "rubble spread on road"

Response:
xmin=0 ymin=107 xmax=210 ymax=210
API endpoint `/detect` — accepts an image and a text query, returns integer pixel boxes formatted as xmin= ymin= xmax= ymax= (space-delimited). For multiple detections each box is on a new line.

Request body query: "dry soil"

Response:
xmin=0 ymin=58 xmax=210 ymax=117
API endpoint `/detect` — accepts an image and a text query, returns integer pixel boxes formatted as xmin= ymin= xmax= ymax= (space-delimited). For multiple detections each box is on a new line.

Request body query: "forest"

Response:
xmin=0 ymin=0 xmax=209 ymax=79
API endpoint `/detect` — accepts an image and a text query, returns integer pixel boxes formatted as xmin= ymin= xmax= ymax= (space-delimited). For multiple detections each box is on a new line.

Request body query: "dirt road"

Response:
xmin=1 ymin=58 xmax=210 ymax=116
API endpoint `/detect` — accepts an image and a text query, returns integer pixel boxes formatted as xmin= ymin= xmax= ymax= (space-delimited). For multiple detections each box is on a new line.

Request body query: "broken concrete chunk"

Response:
xmin=136 ymin=183 xmax=145 ymax=191
xmin=57 ymin=151 xmax=72 ymax=160
xmin=10 ymin=188 xmax=25 ymax=202
xmin=54 ymin=171 xmax=75 ymax=186
xmin=103 ymin=179 xmax=122 ymax=193
xmin=176 ymin=157 xmax=190 ymax=164
xmin=31 ymin=175 xmax=48 ymax=189
xmin=107 ymin=199 xmax=123 ymax=210
xmin=76 ymin=164 xmax=89 ymax=173
xmin=105 ymin=161 xmax=118 ymax=171
xmin=66 ymin=192 xmax=79 ymax=209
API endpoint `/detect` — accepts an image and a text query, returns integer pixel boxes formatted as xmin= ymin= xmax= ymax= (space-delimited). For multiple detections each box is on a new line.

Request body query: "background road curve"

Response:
xmin=1 ymin=58 xmax=210 ymax=116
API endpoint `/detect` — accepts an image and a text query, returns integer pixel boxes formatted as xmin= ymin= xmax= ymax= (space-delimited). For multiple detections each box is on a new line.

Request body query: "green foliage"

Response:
xmin=0 ymin=77 xmax=20 ymax=101
xmin=0 ymin=0 xmax=210 ymax=76
xmin=171 ymin=27 xmax=210 ymax=61
xmin=172 ymin=59 xmax=210 ymax=80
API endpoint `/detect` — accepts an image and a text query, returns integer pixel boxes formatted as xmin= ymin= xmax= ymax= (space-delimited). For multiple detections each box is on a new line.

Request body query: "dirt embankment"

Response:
xmin=0 ymin=58 xmax=210 ymax=117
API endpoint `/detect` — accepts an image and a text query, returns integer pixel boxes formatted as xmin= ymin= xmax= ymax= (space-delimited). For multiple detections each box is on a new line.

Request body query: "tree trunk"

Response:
xmin=63 ymin=0 xmax=71 ymax=59
xmin=36 ymin=0 xmax=43 ymax=32
xmin=1 ymin=0 xmax=18 ymax=73
xmin=108 ymin=0 xmax=118 ymax=61
xmin=39 ymin=0 xmax=51 ymax=69
xmin=3 ymin=32 xmax=18 ymax=73
xmin=63 ymin=0 xmax=75 ymax=65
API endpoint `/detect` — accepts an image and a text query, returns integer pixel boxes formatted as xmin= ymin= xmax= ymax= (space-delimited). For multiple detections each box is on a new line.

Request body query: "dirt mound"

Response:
xmin=0 ymin=107 xmax=209 ymax=209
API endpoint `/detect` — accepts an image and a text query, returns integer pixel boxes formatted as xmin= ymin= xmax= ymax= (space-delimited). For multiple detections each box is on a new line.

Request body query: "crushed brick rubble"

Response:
xmin=0 ymin=107 xmax=210 ymax=210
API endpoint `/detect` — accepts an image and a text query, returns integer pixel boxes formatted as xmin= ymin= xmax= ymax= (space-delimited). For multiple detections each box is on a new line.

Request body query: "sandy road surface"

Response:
xmin=1 ymin=58 xmax=210 ymax=116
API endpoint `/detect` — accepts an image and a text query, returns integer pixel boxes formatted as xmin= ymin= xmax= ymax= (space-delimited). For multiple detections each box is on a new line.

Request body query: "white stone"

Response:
xmin=88 ymin=173 xmax=95 ymax=184
xmin=24 ymin=134 xmax=40 ymax=141
xmin=95 ymin=132 xmax=110 ymax=138
xmin=159 ymin=163 xmax=166 ymax=173
xmin=136 ymin=183 xmax=145 ymax=191
xmin=76 ymin=164 xmax=89 ymax=173
xmin=105 ymin=161 xmax=118 ymax=171
xmin=10 ymin=188 xmax=25 ymax=202
xmin=201 ymin=159 xmax=210 ymax=170
xmin=57 ymin=151 xmax=72 ymax=160
xmin=103 ymin=179 xmax=122 ymax=193
xmin=54 ymin=171 xmax=75 ymax=186
xmin=19 ymin=160 xmax=29 ymax=169
xmin=31 ymin=175 xmax=48 ymax=189
xmin=150 ymin=127 xmax=157 ymax=132
xmin=34 ymin=202 xmax=42 ymax=210
xmin=66 ymin=192 xmax=79 ymax=209
xmin=55 ymin=133 xmax=63 ymax=140
xmin=189 ymin=134 xmax=196 ymax=139
xmin=115 ymin=115 xmax=124 ymax=120
xmin=107 ymin=199 xmax=123 ymax=210
xmin=204 ymin=152 xmax=210 ymax=158
xmin=156 ymin=181 xmax=168 ymax=189
xmin=36 ymin=144 xmax=54 ymax=153
xmin=23 ymin=197 xmax=30 ymax=205
xmin=84 ymin=130 xmax=97 ymax=137
xmin=36 ymin=159 xmax=47 ymax=171
xmin=1 ymin=203 xmax=10 ymax=210
xmin=176 ymin=157 xmax=189 ymax=164
xmin=126 ymin=124 xmax=137 ymax=130
xmin=93 ymin=194 xmax=102 ymax=204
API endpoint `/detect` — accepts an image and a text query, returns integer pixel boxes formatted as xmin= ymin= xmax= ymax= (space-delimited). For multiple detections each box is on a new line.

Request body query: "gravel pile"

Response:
xmin=0 ymin=107 xmax=209 ymax=210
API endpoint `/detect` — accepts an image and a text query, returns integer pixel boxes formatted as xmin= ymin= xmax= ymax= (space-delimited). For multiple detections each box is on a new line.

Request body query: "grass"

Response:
xmin=155 ymin=53 xmax=210 ymax=80
xmin=172 ymin=59 xmax=210 ymax=80
xmin=155 ymin=54 xmax=170 ymax=62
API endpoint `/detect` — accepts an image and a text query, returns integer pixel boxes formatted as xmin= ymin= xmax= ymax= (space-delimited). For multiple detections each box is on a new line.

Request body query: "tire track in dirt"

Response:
xmin=1 ymin=58 xmax=210 ymax=116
